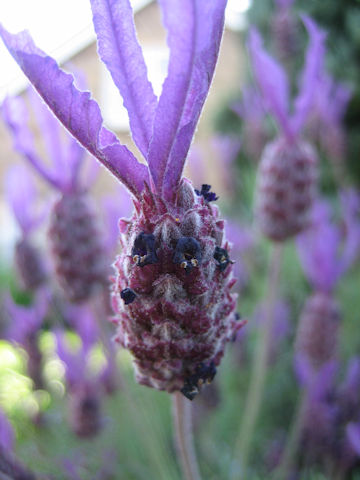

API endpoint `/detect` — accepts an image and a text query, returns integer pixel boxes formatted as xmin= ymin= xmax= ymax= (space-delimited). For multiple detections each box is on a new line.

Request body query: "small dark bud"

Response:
xmin=132 ymin=232 xmax=158 ymax=267
xmin=195 ymin=184 xmax=219 ymax=202
xmin=214 ymin=246 xmax=233 ymax=272
xmin=121 ymin=288 xmax=137 ymax=305
xmin=181 ymin=362 xmax=217 ymax=401
xmin=173 ymin=237 xmax=202 ymax=274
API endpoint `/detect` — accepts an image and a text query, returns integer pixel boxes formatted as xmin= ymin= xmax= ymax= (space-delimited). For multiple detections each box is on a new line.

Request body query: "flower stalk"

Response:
xmin=173 ymin=392 xmax=202 ymax=480
xmin=232 ymin=243 xmax=283 ymax=478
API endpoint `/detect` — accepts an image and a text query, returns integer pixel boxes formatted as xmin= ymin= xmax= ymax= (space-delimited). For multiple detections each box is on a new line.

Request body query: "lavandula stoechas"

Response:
xmin=5 ymin=289 xmax=50 ymax=391
xmin=0 ymin=0 xmax=244 ymax=398
xmin=5 ymin=165 xmax=47 ymax=291
xmin=248 ymin=17 xmax=325 ymax=241
xmin=55 ymin=305 xmax=115 ymax=437
xmin=287 ymin=197 xmax=360 ymax=469
xmin=296 ymin=199 xmax=359 ymax=371
xmin=2 ymin=88 xmax=106 ymax=303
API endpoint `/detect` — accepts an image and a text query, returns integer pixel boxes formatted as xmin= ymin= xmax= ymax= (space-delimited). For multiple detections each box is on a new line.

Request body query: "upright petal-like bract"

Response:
xmin=0 ymin=0 xmax=243 ymax=398
xmin=90 ymin=0 xmax=157 ymax=158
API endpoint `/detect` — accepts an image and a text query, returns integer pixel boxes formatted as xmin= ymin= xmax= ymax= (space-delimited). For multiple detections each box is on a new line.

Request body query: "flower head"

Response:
xmin=248 ymin=16 xmax=325 ymax=241
xmin=0 ymin=0 xmax=242 ymax=396
xmin=5 ymin=165 xmax=48 ymax=290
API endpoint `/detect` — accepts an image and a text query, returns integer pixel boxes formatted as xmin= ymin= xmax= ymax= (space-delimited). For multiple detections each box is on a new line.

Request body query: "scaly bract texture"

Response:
xmin=112 ymin=180 xmax=242 ymax=392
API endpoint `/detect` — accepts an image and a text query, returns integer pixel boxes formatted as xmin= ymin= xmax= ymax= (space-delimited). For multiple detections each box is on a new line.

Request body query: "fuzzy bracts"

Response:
xmin=49 ymin=193 xmax=106 ymax=302
xmin=112 ymin=180 xmax=241 ymax=393
xmin=255 ymin=138 xmax=317 ymax=240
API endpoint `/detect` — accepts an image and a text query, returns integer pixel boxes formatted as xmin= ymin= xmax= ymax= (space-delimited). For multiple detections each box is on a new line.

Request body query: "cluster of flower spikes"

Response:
xmin=0 ymin=0 xmax=245 ymax=398
xmin=248 ymin=16 xmax=325 ymax=241
xmin=295 ymin=198 xmax=359 ymax=370
xmin=2 ymin=87 xmax=106 ymax=303
xmin=294 ymin=194 xmax=360 ymax=465
xmin=4 ymin=165 xmax=47 ymax=291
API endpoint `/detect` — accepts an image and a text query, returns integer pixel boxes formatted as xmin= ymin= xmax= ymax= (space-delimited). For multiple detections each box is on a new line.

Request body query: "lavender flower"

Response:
xmin=295 ymin=200 xmax=351 ymax=371
xmin=2 ymin=89 xmax=106 ymax=303
xmin=5 ymin=288 xmax=50 ymax=390
xmin=55 ymin=305 xmax=109 ymax=437
xmin=248 ymin=17 xmax=325 ymax=240
xmin=5 ymin=165 xmax=47 ymax=291
xmin=0 ymin=0 xmax=243 ymax=397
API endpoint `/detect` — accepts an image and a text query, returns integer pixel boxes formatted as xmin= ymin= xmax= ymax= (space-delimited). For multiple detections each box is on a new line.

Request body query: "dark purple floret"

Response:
xmin=131 ymin=232 xmax=158 ymax=267
xmin=195 ymin=184 xmax=219 ymax=202
xmin=214 ymin=246 xmax=233 ymax=272
xmin=173 ymin=237 xmax=202 ymax=273
xmin=120 ymin=288 xmax=137 ymax=305
xmin=181 ymin=362 xmax=217 ymax=401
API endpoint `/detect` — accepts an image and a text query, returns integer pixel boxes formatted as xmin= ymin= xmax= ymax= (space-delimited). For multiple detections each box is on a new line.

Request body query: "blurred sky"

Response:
xmin=0 ymin=0 xmax=250 ymax=101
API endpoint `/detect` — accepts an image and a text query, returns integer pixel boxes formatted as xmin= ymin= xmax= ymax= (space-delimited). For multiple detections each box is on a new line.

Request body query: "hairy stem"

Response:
xmin=173 ymin=392 xmax=202 ymax=480
xmin=231 ymin=243 xmax=284 ymax=479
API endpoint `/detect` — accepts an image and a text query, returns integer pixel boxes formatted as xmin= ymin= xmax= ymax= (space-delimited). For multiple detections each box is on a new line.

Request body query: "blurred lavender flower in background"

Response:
xmin=248 ymin=17 xmax=325 ymax=241
xmin=5 ymin=289 xmax=50 ymax=391
xmin=2 ymin=89 xmax=107 ymax=303
xmin=55 ymin=304 xmax=115 ymax=437
xmin=5 ymin=165 xmax=48 ymax=291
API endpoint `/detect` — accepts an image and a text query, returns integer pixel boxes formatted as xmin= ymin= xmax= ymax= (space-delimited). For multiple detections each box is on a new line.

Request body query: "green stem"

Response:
xmin=231 ymin=243 xmax=284 ymax=479
xmin=272 ymin=390 xmax=308 ymax=480
xmin=173 ymin=392 xmax=202 ymax=480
